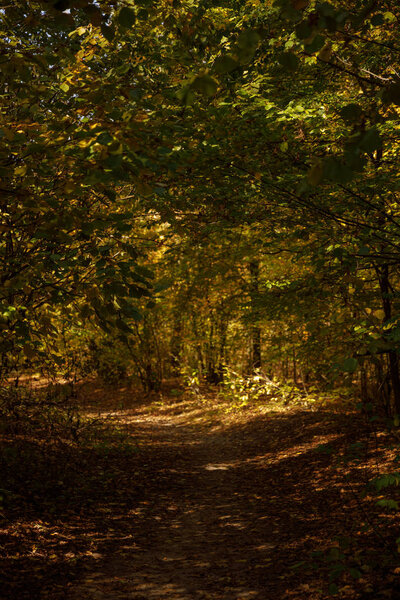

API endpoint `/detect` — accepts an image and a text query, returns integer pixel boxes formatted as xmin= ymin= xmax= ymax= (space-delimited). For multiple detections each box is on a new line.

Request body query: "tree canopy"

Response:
xmin=1 ymin=0 xmax=400 ymax=408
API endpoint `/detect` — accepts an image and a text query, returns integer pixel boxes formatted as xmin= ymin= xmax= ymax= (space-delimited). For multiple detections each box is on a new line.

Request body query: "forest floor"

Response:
xmin=2 ymin=381 xmax=400 ymax=600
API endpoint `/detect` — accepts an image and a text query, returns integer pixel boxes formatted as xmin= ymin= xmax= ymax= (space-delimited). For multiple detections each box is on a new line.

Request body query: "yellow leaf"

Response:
xmin=14 ymin=165 xmax=27 ymax=176
xmin=307 ymin=161 xmax=323 ymax=186
xmin=374 ymin=309 xmax=385 ymax=320
xmin=318 ymin=43 xmax=333 ymax=61
xmin=109 ymin=143 xmax=123 ymax=155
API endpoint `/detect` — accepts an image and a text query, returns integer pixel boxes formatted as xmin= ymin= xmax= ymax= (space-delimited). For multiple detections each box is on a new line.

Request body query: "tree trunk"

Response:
xmin=249 ymin=260 xmax=261 ymax=370
xmin=170 ymin=311 xmax=182 ymax=374
xmin=292 ymin=345 xmax=297 ymax=385
xmin=378 ymin=264 xmax=400 ymax=414
xmin=360 ymin=364 xmax=368 ymax=403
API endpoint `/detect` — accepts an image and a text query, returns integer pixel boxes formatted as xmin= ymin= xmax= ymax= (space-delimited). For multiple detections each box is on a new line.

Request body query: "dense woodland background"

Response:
xmin=2 ymin=0 xmax=400 ymax=598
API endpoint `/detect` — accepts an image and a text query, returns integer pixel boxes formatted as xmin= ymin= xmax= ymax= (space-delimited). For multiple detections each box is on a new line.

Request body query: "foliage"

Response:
xmin=219 ymin=368 xmax=285 ymax=407
xmin=3 ymin=1 xmax=400 ymax=597
xmin=2 ymin=0 xmax=400 ymax=411
xmin=86 ymin=338 xmax=129 ymax=384
xmin=0 ymin=381 xmax=136 ymax=516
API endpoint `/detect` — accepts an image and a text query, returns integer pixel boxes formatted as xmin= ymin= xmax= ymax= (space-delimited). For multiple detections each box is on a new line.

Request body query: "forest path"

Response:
xmin=68 ymin=391 xmax=361 ymax=600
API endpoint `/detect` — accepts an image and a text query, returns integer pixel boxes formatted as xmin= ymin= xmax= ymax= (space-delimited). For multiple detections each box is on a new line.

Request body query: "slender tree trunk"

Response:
xmin=360 ymin=364 xmax=368 ymax=403
xmin=192 ymin=314 xmax=205 ymax=374
xmin=217 ymin=317 xmax=227 ymax=382
xmin=249 ymin=260 xmax=261 ymax=370
xmin=378 ymin=264 xmax=400 ymax=414
xmin=170 ymin=311 xmax=182 ymax=374
xmin=372 ymin=146 xmax=400 ymax=414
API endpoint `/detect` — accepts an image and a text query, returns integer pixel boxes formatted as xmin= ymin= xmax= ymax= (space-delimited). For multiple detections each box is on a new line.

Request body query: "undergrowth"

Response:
xmin=0 ymin=382 xmax=137 ymax=520
xmin=215 ymin=368 xmax=353 ymax=412
xmin=308 ymin=405 xmax=400 ymax=597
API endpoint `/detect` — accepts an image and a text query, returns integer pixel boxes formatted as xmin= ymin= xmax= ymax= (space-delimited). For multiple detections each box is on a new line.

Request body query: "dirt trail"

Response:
xmin=67 ymin=397 xmax=363 ymax=600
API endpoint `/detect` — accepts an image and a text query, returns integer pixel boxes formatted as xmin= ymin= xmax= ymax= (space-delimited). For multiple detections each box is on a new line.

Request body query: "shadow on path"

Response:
xmin=67 ymin=399 xmax=367 ymax=600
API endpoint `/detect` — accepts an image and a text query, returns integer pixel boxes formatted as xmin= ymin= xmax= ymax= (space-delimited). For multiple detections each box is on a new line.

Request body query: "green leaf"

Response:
xmin=328 ymin=583 xmax=338 ymax=595
xmin=101 ymin=24 xmax=115 ymax=42
xmin=128 ymin=285 xmax=148 ymax=298
xmin=176 ymin=86 xmax=195 ymax=106
xmin=323 ymin=158 xmax=352 ymax=183
xmin=236 ymin=29 xmax=260 ymax=62
xmin=371 ymin=13 xmax=384 ymax=26
xmin=305 ymin=34 xmax=325 ymax=54
xmin=383 ymin=82 xmax=400 ymax=106
xmin=213 ymin=55 xmax=239 ymax=74
xmin=115 ymin=318 xmax=133 ymax=333
xmin=117 ymin=7 xmax=136 ymax=28
xmin=339 ymin=103 xmax=363 ymax=123
xmin=191 ymin=74 xmax=218 ymax=97
xmin=359 ymin=127 xmax=382 ymax=153
xmin=278 ymin=52 xmax=300 ymax=71
xmin=97 ymin=132 xmax=113 ymax=145
xmin=376 ymin=499 xmax=399 ymax=510
xmin=121 ymin=304 xmax=142 ymax=320
xmin=343 ymin=357 xmax=358 ymax=372
xmin=349 ymin=568 xmax=361 ymax=579
xmin=237 ymin=29 xmax=261 ymax=49
xmin=295 ymin=20 xmax=312 ymax=39
xmin=307 ymin=160 xmax=324 ymax=186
